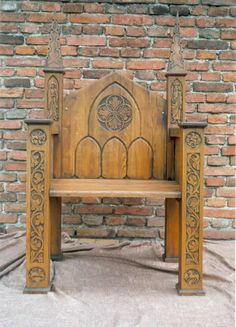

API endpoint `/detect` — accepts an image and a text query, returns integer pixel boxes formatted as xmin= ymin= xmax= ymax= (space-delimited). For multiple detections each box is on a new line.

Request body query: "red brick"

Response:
xmin=208 ymin=156 xmax=228 ymax=166
xmin=0 ymin=68 xmax=14 ymax=77
xmin=206 ymin=136 xmax=225 ymax=145
xmin=0 ymin=13 xmax=24 ymax=22
xmin=28 ymin=13 xmax=66 ymax=23
xmin=228 ymin=199 xmax=236 ymax=207
xmin=67 ymin=36 xmax=106 ymax=46
xmin=16 ymin=100 xmax=44 ymax=109
xmin=77 ymin=227 xmax=115 ymax=238
xmin=105 ymin=26 xmax=124 ymax=36
xmin=205 ymin=167 xmax=235 ymax=176
xmin=205 ymin=126 xmax=234 ymax=135
xmin=221 ymin=30 xmax=236 ymax=40
xmin=4 ymin=203 xmax=26 ymax=213
xmin=0 ymin=173 xmax=17 ymax=182
xmin=74 ymin=205 xmax=113 ymax=215
xmin=196 ymin=17 xmax=215 ymax=28
xmin=63 ymin=215 xmax=81 ymax=224
xmin=205 ymin=209 xmax=235 ymax=219
xmin=0 ymin=88 xmax=24 ymax=98
xmin=84 ymin=4 xmax=104 ymax=13
xmin=228 ymin=136 xmax=236 ymax=145
xmin=71 ymin=14 xmax=109 ymax=24
xmin=0 ymin=46 xmax=14 ymax=55
xmin=199 ymin=104 xmax=236 ymax=113
xmin=109 ymin=38 xmax=150 ymax=48
xmin=63 ymin=3 xmax=83 ymax=13
xmin=4 ymin=162 xmax=26 ymax=171
xmin=0 ymin=99 xmax=14 ymax=108
xmin=201 ymin=72 xmax=221 ymax=81
xmin=186 ymin=94 xmax=205 ymax=103
xmin=193 ymin=82 xmax=233 ymax=93
xmin=105 ymin=216 xmax=125 ymax=225
xmin=208 ymin=7 xmax=228 ymax=16
xmin=127 ymin=60 xmax=165 ymax=70
xmin=216 ymin=18 xmax=236 ymax=28
xmin=222 ymin=147 xmax=236 ymax=156
xmin=207 ymin=198 xmax=225 ymax=208
xmin=226 ymin=177 xmax=236 ymax=187
xmin=0 ymin=121 xmax=21 ymax=129
xmin=3 ymin=131 xmax=26 ymax=140
xmin=153 ymin=39 xmax=172 ymax=48
xmin=223 ymin=73 xmax=236 ymax=82
xmin=16 ymin=68 xmax=36 ymax=77
xmin=196 ymin=50 xmax=216 ymax=60
xmin=8 ymin=151 xmax=26 ymax=161
xmin=126 ymin=217 xmax=146 ymax=227
xmin=211 ymin=219 xmax=230 ymax=229
xmin=227 ymin=95 xmax=236 ymax=103
xmin=205 ymin=178 xmax=225 ymax=187
xmin=147 ymin=217 xmax=164 ymax=227
xmin=213 ymin=62 xmax=236 ymax=71
xmin=208 ymin=115 xmax=228 ymax=124
xmin=92 ymin=60 xmax=123 ymax=69
xmin=0 ymin=214 xmax=18 ymax=223
xmin=206 ymin=94 xmax=226 ymax=103
xmin=82 ymin=215 xmax=103 ymax=226
xmin=112 ymin=15 xmax=153 ymax=26
xmin=6 ymin=58 xmax=43 ymax=67
xmin=122 ymin=198 xmax=143 ymax=205
xmin=100 ymin=48 xmax=120 ymax=58
xmin=41 ymin=3 xmax=61 ymax=12
xmin=216 ymin=188 xmax=236 ymax=198
xmin=26 ymin=36 xmax=49 ymax=45
xmin=117 ymin=228 xmax=158 ymax=238
xmin=219 ymin=52 xmax=236 ymax=60
xmin=115 ymin=206 xmax=152 ymax=216
xmin=127 ymin=27 xmax=145 ymax=37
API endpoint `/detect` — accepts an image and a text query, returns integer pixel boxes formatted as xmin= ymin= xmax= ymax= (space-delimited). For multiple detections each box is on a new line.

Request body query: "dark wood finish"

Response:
xmin=24 ymin=16 xmax=206 ymax=295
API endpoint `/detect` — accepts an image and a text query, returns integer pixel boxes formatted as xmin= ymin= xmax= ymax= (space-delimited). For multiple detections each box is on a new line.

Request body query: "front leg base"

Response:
xmin=23 ymin=282 xmax=54 ymax=294
xmin=176 ymin=283 xmax=206 ymax=296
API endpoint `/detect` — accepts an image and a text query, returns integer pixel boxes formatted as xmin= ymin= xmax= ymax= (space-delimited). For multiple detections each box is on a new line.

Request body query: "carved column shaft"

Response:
xmin=25 ymin=120 xmax=52 ymax=292
xmin=177 ymin=123 xmax=206 ymax=295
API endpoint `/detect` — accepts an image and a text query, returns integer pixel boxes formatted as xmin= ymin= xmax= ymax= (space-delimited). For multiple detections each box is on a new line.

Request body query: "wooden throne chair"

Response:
xmin=24 ymin=15 xmax=206 ymax=295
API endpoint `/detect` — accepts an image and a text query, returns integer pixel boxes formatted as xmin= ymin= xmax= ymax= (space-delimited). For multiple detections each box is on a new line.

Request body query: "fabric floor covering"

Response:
xmin=0 ymin=231 xmax=235 ymax=327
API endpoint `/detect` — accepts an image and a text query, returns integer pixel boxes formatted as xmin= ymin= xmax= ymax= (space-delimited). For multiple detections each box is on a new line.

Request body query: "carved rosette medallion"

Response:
xmin=171 ymin=79 xmax=182 ymax=124
xmin=30 ymin=151 xmax=45 ymax=263
xmin=30 ymin=129 xmax=47 ymax=146
xmin=185 ymin=132 xmax=201 ymax=149
xmin=48 ymin=76 xmax=59 ymax=121
xmin=97 ymin=95 xmax=133 ymax=131
xmin=184 ymin=269 xmax=200 ymax=286
xmin=28 ymin=267 xmax=46 ymax=284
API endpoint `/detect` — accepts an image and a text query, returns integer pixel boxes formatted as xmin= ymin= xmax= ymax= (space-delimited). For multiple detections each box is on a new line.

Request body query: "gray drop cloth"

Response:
xmin=0 ymin=232 xmax=235 ymax=327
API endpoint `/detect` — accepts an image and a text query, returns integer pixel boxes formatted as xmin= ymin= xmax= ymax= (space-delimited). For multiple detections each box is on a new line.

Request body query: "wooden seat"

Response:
xmin=50 ymin=179 xmax=181 ymax=198
xmin=24 ymin=15 xmax=207 ymax=296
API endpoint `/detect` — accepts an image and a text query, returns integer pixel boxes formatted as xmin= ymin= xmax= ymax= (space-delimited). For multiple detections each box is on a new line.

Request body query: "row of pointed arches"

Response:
xmin=75 ymin=136 xmax=153 ymax=179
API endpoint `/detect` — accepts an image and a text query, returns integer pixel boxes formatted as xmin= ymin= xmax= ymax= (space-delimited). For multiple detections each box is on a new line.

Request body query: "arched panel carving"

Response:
xmin=88 ymin=83 xmax=141 ymax=148
xmin=102 ymin=138 xmax=127 ymax=178
xmin=75 ymin=137 xmax=101 ymax=178
xmin=127 ymin=138 xmax=152 ymax=179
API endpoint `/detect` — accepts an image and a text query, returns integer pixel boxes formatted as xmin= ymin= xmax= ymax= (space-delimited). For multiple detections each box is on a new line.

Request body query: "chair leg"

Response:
xmin=163 ymin=198 xmax=179 ymax=262
xmin=50 ymin=197 xmax=63 ymax=261
xmin=24 ymin=123 xmax=52 ymax=294
xmin=24 ymin=164 xmax=52 ymax=294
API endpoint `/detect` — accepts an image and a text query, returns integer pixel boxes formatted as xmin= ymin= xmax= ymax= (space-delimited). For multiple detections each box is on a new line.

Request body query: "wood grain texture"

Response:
xmin=102 ymin=138 xmax=126 ymax=178
xmin=50 ymin=179 xmax=181 ymax=198
xmin=61 ymin=72 xmax=167 ymax=179
xmin=25 ymin=123 xmax=51 ymax=292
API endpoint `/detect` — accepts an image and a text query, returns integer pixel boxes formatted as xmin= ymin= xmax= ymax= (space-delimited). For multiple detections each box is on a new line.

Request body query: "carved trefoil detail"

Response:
xmin=30 ymin=129 xmax=47 ymax=146
xmin=28 ymin=267 xmax=46 ymax=285
xmin=184 ymin=268 xmax=200 ymax=286
xmin=171 ymin=79 xmax=183 ymax=124
xmin=185 ymin=132 xmax=201 ymax=149
xmin=48 ymin=76 xmax=59 ymax=121
xmin=30 ymin=150 xmax=45 ymax=264
xmin=97 ymin=95 xmax=133 ymax=131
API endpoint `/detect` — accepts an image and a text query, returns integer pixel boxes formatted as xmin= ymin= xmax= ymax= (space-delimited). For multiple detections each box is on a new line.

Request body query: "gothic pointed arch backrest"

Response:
xmin=62 ymin=72 xmax=167 ymax=180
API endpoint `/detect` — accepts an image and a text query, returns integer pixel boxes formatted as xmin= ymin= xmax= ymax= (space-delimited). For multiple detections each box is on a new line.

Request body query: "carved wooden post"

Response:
xmin=44 ymin=19 xmax=64 ymax=261
xmin=177 ymin=122 xmax=206 ymax=295
xmin=164 ymin=12 xmax=186 ymax=262
xmin=24 ymin=120 xmax=53 ymax=293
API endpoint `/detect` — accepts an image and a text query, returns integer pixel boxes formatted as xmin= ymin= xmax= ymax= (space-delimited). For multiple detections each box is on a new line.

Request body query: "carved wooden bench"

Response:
xmin=24 ymin=16 xmax=206 ymax=295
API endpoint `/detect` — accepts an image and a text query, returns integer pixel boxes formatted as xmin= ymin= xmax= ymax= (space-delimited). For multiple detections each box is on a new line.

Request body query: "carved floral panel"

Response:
xmin=171 ymin=79 xmax=182 ymax=125
xmin=97 ymin=95 xmax=133 ymax=131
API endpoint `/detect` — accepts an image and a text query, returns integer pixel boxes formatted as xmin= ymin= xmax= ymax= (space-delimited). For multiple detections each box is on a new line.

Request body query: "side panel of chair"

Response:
xmin=61 ymin=73 xmax=167 ymax=180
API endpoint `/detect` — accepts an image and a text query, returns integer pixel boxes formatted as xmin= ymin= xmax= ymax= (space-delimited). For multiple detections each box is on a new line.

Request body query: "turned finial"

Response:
xmin=167 ymin=12 xmax=186 ymax=75
xmin=46 ymin=18 xmax=63 ymax=69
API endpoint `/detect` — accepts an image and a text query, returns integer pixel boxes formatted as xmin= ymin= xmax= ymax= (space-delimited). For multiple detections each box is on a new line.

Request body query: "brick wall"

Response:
xmin=0 ymin=0 xmax=235 ymax=240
